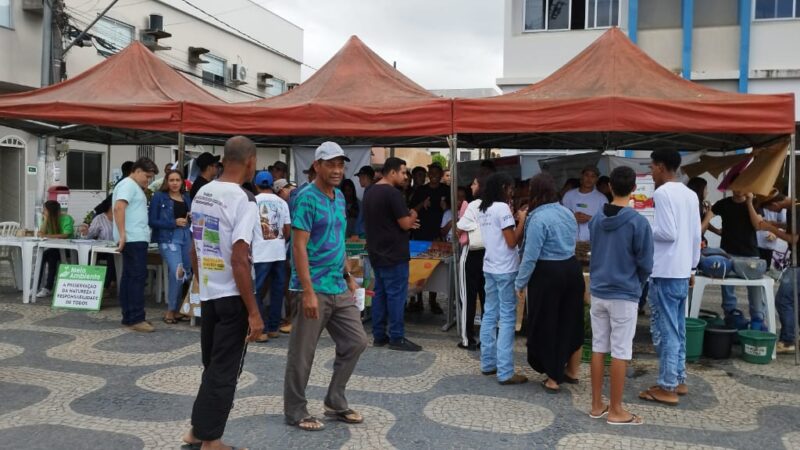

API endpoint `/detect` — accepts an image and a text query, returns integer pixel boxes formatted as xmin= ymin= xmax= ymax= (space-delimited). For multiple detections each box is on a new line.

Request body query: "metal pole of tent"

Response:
xmin=106 ymin=143 xmax=111 ymax=191
xmin=287 ymin=146 xmax=293 ymax=183
xmin=443 ymin=134 xmax=459 ymax=332
xmin=790 ymin=134 xmax=798 ymax=365
xmin=177 ymin=132 xmax=185 ymax=177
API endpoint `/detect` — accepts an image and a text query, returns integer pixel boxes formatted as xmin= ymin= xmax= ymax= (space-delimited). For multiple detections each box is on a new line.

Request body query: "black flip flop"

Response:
xmin=292 ymin=416 xmax=326 ymax=431
xmin=541 ymin=380 xmax=560 ymax=394
xmin=324 ymin=407 xmax=364 ymax=424
xmin=563 ymin=375 xmax=580 ymax=385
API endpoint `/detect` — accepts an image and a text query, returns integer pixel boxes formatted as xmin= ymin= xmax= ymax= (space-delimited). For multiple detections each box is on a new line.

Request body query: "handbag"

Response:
xmin=461 ymin=200 xmax=484 ymax=250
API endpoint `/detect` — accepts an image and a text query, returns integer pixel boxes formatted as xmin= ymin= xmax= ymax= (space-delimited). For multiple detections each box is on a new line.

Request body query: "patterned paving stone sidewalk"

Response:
xmin=0 ymin=286 xmax=799 ymax=450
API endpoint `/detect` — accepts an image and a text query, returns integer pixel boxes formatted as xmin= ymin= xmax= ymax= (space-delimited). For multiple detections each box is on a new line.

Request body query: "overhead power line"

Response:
xmin=175 ymin=0 xmax=316 ymax=71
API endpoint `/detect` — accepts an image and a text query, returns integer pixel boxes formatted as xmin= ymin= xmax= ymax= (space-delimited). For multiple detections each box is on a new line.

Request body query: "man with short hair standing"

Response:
xmin=284 ymin=141 xmax=368 ymax=431
xmin=588 ymin=166 xmax=653 ymax=425
xmin=639 ymin=149 xmax=701 ymax=406
xmin=113 ymin=157 xmax=159 ymax=332
xmin=190 ymin=152 xmax=221 ymax=200
xmin=182 ymin=136 xmax=263 ymax=450
xmin=561 ymin=165 xmax=608 ymax=242
xmin=408 ymin=162 xmax=449 ymax=314
xmin=353 ymin=165 xmax=376 ymax=238
xmin=364 ymin=157 xmax=422 ymax=351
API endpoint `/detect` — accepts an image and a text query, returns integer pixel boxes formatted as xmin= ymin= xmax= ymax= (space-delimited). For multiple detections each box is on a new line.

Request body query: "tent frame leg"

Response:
xmin=791 ymin=134 xmax=798 ymax=365
xmin=443 ymin=134 xmax=459 ymax=333
xmin=177 ymin=132 xmax=185 ymax=176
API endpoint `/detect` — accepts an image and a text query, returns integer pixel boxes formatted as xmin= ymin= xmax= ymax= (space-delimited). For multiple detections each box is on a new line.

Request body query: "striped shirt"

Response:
xmin=289 ymin=183 xmax=347 ymax=295
xmin=87 ymin=213 xmax=114 ymax=241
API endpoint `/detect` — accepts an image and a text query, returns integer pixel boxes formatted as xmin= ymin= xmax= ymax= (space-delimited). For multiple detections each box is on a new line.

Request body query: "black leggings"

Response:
xmin=464 ymin=249 xmax=486 ymax=345
xmin=41 ymin=249 xmax=61 ymax=290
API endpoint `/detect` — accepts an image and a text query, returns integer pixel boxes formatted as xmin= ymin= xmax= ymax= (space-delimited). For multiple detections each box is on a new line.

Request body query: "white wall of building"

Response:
xmin=0 ymin=0 xmax=301 ymax=229
xmin=0 ymin=2 xmax=44 ymax=91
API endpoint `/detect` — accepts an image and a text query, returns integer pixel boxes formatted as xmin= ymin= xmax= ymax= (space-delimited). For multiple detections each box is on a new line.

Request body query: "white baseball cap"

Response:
xmin=315 ymin=141 xmax=350 ymax=162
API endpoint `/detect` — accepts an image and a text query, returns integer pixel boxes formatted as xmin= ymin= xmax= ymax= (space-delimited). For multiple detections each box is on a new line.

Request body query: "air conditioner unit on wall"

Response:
xmin=257 ymin=72 xmax=273 ymax=88
xmin=22 ymin=0 xmax=44 ymax=14
xmin=141 ymin=13 xmax=172 ymax=52
xmin=231 ymin=64 xmax=248 ymax=85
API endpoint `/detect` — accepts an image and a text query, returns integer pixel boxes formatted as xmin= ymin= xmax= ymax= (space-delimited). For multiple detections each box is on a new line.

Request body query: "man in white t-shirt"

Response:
xmin=182 ymin=136 xmax=262 ymax=450
xmin=638 ymin=149 xmax=701 ymax=407
xmin=251 ymin=170 xmax=291 ymax=343
xmin=561 ymin=165 xmax=608 ymax=242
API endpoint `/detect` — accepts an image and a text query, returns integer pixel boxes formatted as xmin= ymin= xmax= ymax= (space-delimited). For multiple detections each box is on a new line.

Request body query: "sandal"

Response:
xmin=638 ymin=387 xmax=678 ymax=406
xmin=563 ymin=375 xmax=580 ymax=385
xmin=163 ymin=317 xmax=178 ymax=325
xmin=589 ymin=406 xmax=609 ymax=419
xmin=607 ymin=414 xmax=643 ymax=426
xmin=293 ymin=416 xmax=325 ymax=431
xmin=324 ymin=406 xmax=364 ymax=424
xmin=541 ymin=379 xmax=560 ymax=394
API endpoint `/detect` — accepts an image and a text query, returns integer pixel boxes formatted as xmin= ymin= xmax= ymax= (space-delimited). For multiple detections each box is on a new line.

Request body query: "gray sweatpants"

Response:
xmin=283 ymin=291 xmax=368 ymax=424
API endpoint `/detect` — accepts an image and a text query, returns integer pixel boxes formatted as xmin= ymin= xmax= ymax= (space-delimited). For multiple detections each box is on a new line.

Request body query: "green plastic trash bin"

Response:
xmin=685 ymin=318 xmax=707 ymax=362
xmin=737 ymin=330 xmax=777 ymax=364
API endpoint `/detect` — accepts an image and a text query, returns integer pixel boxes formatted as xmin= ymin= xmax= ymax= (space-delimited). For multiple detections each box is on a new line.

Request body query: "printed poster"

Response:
xmin=52 ymin=265 xmax=106 ymax=311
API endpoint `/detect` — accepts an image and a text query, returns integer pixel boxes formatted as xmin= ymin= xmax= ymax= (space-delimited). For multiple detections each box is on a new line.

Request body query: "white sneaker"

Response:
xmin=36 ymin=288 xmax=51 ymax=298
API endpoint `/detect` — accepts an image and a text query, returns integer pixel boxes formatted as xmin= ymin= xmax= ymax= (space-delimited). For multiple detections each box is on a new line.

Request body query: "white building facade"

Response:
xmin=499 ymin=0 xmax=800 ymax=116
xmin=0 ymin=0 xmax=303 ymax=228
xmin=498 ymin=0 xmax=799 ymax=162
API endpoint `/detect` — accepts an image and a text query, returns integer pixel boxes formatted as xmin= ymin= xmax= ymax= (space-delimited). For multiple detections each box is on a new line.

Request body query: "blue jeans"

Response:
xmin=648 ymin=278 xmax=689 ymax=391
xmin=480 ymin=271 xmax=518 ymax=382
xmin=721 ymin=285 xmax=765 ymax=322
xmin=776 ymin=268 xmax=800 ymax=343
xmin=159 ymin=227 xmax=192 ymax=312
xmin=371 ymin=263 xmax=409 ymax=342
xmin=120 ymin=241 xmax=148 ymax=326
xmin=254 ymin=260 xmax=287 ymax=333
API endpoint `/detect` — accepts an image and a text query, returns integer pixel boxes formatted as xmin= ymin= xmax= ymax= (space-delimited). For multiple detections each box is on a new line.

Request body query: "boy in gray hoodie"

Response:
xmin=588 ymin=166 xmax=654 ymax=425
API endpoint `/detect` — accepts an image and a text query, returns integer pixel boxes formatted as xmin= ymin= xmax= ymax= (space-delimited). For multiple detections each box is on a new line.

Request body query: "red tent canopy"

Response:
xmin=0 ymin=42 xmax=224 ymax=142
xmin=454 ymin=28 xmax=795 ymax=150
xmin=183 ymin=36 xmax=452 ymax=146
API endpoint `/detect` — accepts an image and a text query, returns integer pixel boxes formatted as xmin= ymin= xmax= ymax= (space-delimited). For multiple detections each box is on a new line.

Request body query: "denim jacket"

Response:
xmin=148 ymin=191 xmax=191 ymax=244
xmin=515 ymin=203 xmax=577 ymax=290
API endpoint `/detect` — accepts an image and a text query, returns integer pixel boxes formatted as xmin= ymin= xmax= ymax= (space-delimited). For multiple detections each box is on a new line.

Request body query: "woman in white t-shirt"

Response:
xmin=475 ymin=173 xmax=529 ymax=385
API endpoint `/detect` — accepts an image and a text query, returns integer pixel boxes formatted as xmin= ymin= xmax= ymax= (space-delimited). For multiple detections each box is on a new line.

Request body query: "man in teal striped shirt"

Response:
xmin=284 ymin=142 xmax=368 ymax=431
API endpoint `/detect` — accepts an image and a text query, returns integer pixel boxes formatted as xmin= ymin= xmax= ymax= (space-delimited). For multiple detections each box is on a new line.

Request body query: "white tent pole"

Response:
xmin=790 ymin=134 xmax=798 ymax=365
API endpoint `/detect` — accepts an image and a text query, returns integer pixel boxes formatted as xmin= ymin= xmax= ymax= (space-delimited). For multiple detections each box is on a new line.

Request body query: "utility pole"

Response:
xmin=36 ymin=0 xmax=54 ymax=231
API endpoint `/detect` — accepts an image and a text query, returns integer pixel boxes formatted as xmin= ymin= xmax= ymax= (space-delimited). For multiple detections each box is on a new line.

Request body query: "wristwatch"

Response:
xmin=343 ymin=271 xmax=351 ymax=280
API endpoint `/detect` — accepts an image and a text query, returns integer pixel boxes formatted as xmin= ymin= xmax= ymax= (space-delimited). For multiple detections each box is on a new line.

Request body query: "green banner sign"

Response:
xmin=52 ymin=264 xmax=106 ymax=311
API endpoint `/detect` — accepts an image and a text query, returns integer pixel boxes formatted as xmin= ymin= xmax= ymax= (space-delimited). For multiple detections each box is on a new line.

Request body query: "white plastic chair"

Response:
xmin=0 ymin=222 xmax=20 ymax=289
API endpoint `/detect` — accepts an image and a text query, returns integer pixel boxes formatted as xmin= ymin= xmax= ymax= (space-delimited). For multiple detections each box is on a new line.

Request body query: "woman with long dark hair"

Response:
xmin=341 ymin=179 xmax=360 ymax=238
xmin=474 ymin=173 xmax=528 ymax=384
xmin=456 ymin=177 xmax=487 ymax=350
xmin=515 ymin=173 xmax=584 ymax=392
xmin=149 ymin=170 xmax=192 ymax=323
xmin=35 ymin=200 xmax=75 ymax=298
